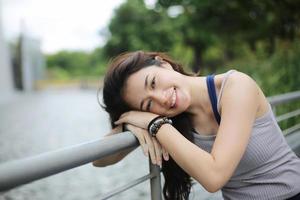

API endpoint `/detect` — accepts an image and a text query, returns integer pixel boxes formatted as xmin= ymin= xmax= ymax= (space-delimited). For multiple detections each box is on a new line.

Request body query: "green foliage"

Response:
xmin=155 ymin=0 xmax=300 ymax=71
xmin=47 ymin=67 xmax=71 ymax=80
xmin=222 ymin=40 xmax=300 ymax=131
xmin=47 ymin=51 xmax=90 ymax=75
xmin=46 ymin=49 xmax=107 ymax=79
xmin=103 ymin=0 xmax=179 ymax=57
xmin=223 ymin=40 xmax=300 ymax=96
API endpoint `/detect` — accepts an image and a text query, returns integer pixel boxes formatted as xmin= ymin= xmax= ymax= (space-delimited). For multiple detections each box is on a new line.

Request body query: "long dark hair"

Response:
xmin=101 ymin=51 xmax=195 ymax=199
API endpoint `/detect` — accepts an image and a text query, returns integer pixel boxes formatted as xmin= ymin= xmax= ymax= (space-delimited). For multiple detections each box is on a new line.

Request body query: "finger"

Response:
xmin=120 ymin=112 xmax=129 ymax=118
xmin=120 ymin=111 xmax=132 ymax=119
xmin=126 ymin=124 xmax=148 ymax=156
xmin=114 ymin=112 xmax=130 ymax=125
xmin=143 ymin=131 xmax=156 ymax=165
xmin=162 ymin=147 xmax=169 ymax=161
xmin=111 ymin=124 xmax=123 ymax=134
xmin=114 ymin=116 xmax=127 ymax=125
xmin=114 ymin=119 xmax=123 ymax=125
xmin=152 ymin=137 xmax=162 ymax=167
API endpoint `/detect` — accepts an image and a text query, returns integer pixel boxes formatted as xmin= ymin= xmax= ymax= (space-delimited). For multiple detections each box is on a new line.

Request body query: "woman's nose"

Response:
xmin=150 ymin=90 xmax=168 ymax=106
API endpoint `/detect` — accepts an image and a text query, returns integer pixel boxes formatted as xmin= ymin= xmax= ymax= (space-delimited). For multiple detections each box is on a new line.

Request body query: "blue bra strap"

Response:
xmin=206 ymin=75 xmax=221 ymax=125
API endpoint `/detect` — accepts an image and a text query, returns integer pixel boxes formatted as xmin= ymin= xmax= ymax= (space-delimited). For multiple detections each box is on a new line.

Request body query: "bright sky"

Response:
xmin=2 ymin=0 xmax=125 ymax=54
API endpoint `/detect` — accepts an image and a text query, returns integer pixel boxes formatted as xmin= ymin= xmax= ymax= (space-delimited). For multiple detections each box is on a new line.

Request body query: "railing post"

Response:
xmin=149 ymin=161 xmax=162 ymax=200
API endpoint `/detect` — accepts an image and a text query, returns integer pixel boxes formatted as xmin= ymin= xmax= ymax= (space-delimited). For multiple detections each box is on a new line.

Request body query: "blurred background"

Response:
xmin=0 ymin=0 xmax=299 ymax=199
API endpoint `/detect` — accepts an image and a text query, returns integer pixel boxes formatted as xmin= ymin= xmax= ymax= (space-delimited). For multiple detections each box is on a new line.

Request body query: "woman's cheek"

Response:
xmin=152 ymin=108 xmax=160 ymax=115
xmin=152 ymin=106 xmax=164 ymax=115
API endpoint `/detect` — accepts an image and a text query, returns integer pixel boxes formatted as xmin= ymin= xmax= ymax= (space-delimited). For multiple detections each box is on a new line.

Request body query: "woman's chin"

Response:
xmin=167 ymin=109 xmax=185 ymax=118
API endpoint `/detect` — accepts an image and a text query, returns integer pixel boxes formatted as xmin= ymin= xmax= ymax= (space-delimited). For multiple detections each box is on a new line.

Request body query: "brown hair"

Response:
xmin=101 ymin=51 xmax=195 ymax=200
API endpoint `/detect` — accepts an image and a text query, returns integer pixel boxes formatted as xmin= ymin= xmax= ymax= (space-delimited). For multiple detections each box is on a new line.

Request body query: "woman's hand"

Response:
xmin=114 ymin=111 xmax=159 ymax=129
xmin=125 ymin=123 xmax=169 ymax=166
xmin=104 ymin=124 xmax=123 ymax=137
xmin=111 ymin=124 xmax=123 ymax=134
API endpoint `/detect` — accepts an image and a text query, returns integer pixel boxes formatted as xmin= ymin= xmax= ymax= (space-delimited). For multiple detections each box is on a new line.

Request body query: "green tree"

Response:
xmin=156 ymin=0 xmax=300 ymax=71
xmin=47 ymin=51 xmax=91 ymax=76
xmin=103 ymin=0 xmax=178 ymax=58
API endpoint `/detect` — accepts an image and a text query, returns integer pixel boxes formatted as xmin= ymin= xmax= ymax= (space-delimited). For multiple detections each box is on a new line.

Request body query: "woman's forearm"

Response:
xmin=156 ymin=124 xmax=222 ymax=192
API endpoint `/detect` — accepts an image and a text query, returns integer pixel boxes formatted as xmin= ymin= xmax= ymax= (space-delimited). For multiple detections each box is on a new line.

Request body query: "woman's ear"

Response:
xmin=154 ymin=56 xmax=163 ymax=62
xmin=154 ymin=56 xmax=173 ymax=70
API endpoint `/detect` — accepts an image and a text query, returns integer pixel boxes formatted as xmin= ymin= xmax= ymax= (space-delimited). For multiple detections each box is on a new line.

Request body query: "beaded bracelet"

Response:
xmin=147 ymin=116 xmax=172 ymax=137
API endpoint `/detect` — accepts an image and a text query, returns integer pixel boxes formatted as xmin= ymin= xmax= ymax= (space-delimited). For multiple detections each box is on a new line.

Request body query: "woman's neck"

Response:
xmin=184 ymin=75 xmax=221 ymax=135
xmin=185 ymin=76 xmax=211 ymax=116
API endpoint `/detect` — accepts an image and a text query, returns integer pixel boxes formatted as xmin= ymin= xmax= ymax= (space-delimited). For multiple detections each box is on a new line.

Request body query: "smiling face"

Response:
xmin=122 ymin=63 xmax=192 ymax=117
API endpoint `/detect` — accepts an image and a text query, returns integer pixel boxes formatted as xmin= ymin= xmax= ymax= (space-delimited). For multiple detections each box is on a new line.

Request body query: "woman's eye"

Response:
xmin=151 ymin=77 xmax=155 ymax=89
xmin=146 ymin=100 xmax=152 ymax=111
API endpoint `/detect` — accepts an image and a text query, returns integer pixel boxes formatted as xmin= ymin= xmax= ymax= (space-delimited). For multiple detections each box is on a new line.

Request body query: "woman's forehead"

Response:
xmin=126 ymin=66 xmax=157 ymax=86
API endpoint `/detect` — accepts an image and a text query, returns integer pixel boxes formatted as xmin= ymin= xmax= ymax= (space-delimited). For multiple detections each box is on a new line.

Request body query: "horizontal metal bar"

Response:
xmin=268 ymin=91 xmax=300 ymax=106
xmin=285 ymin=130 xmax=300 ymax=157
xmin=283 ymin=123 xmax=300 ymax=135
xmin=0 ymin=131 xmax=139 ymax=192
xmin=276 ymin=109 xmax=300 ymax=123
xmin=97 ymin=172 xmax=156 ymax=200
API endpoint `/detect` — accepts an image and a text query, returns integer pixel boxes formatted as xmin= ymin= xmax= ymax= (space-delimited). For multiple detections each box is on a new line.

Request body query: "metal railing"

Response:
xmin=0 ymin=90 xmax=299 ymax=198
xmin=268 ymin=91 xmax=300 ymax=136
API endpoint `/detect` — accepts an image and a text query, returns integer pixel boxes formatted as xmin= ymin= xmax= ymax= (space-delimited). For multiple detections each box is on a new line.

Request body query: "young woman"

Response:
xmin=93 ymin=51 xmax=300 ymax=200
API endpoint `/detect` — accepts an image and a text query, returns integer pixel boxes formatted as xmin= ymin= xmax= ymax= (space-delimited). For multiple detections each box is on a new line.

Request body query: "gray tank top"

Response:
xmin=193 ymin=70 xmax=300 ymax=200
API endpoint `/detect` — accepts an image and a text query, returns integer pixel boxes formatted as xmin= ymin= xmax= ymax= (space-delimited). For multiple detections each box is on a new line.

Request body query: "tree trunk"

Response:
xmin=192 ymin=46 xmax=202 ymax=73
xmin=248 ymin=39 xmax=256 ymax=52
xmin=224 ymin=48 xmax=234 ymax=62
xmin=267 ymin=36 xmax=275 ymax=56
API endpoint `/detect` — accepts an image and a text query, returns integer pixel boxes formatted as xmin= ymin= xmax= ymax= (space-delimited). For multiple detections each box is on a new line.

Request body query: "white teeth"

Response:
xmin=171 ymin=89 xmax=176 ymax=108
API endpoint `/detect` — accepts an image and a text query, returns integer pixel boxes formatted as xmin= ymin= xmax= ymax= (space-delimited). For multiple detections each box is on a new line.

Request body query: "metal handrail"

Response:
xmin=0 ymin=90 xmax=299 ymax=198
xmin=268 ymin=90 xmax=300 ymax=106
xmin=276 ymin=109 xmax=300 ymax=123
xmin=283 ymin=124 xmax=300 ymax=135
xmin=0 ymin=132 xmax=139 ymax=192
xmin=97 ymin=173 xmax=155 ymax=199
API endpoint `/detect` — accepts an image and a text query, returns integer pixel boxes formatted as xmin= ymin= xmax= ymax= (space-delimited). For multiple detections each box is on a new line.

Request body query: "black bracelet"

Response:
xmin=147 ymin=116 xmax=162 ymax=133
xmin=148 ymin=116 xmax=172 ymax=137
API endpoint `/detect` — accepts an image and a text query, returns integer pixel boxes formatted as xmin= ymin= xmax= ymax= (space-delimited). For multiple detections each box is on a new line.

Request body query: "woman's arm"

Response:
xmin=92 ymin=125 xmax=137 ymax=167
xmin=156 ymin=72 xmax=259 ymax=192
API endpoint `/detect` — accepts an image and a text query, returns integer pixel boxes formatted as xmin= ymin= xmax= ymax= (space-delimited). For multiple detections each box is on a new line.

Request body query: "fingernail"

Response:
xmin=144 ymin=151 xmax=148 ymax=157
xmin=165 ymin=155 xmax=169 ymax=161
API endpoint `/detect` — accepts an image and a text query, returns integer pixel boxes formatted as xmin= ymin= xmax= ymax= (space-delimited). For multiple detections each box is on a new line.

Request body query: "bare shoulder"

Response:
xmin=219 ymin=70 xmax=269 ymax=118
xmin=228 ymin=70 xmax=255 ymax=84
xmin=215 ymin=70 xmax=255 ymax=90
xmin=220 ymin=70 xmax=258 ymax=96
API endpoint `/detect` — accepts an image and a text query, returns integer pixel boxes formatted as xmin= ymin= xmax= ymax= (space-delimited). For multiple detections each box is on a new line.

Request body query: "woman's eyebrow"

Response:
xmin=140 ymin=74 xmax=149 ymax=110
